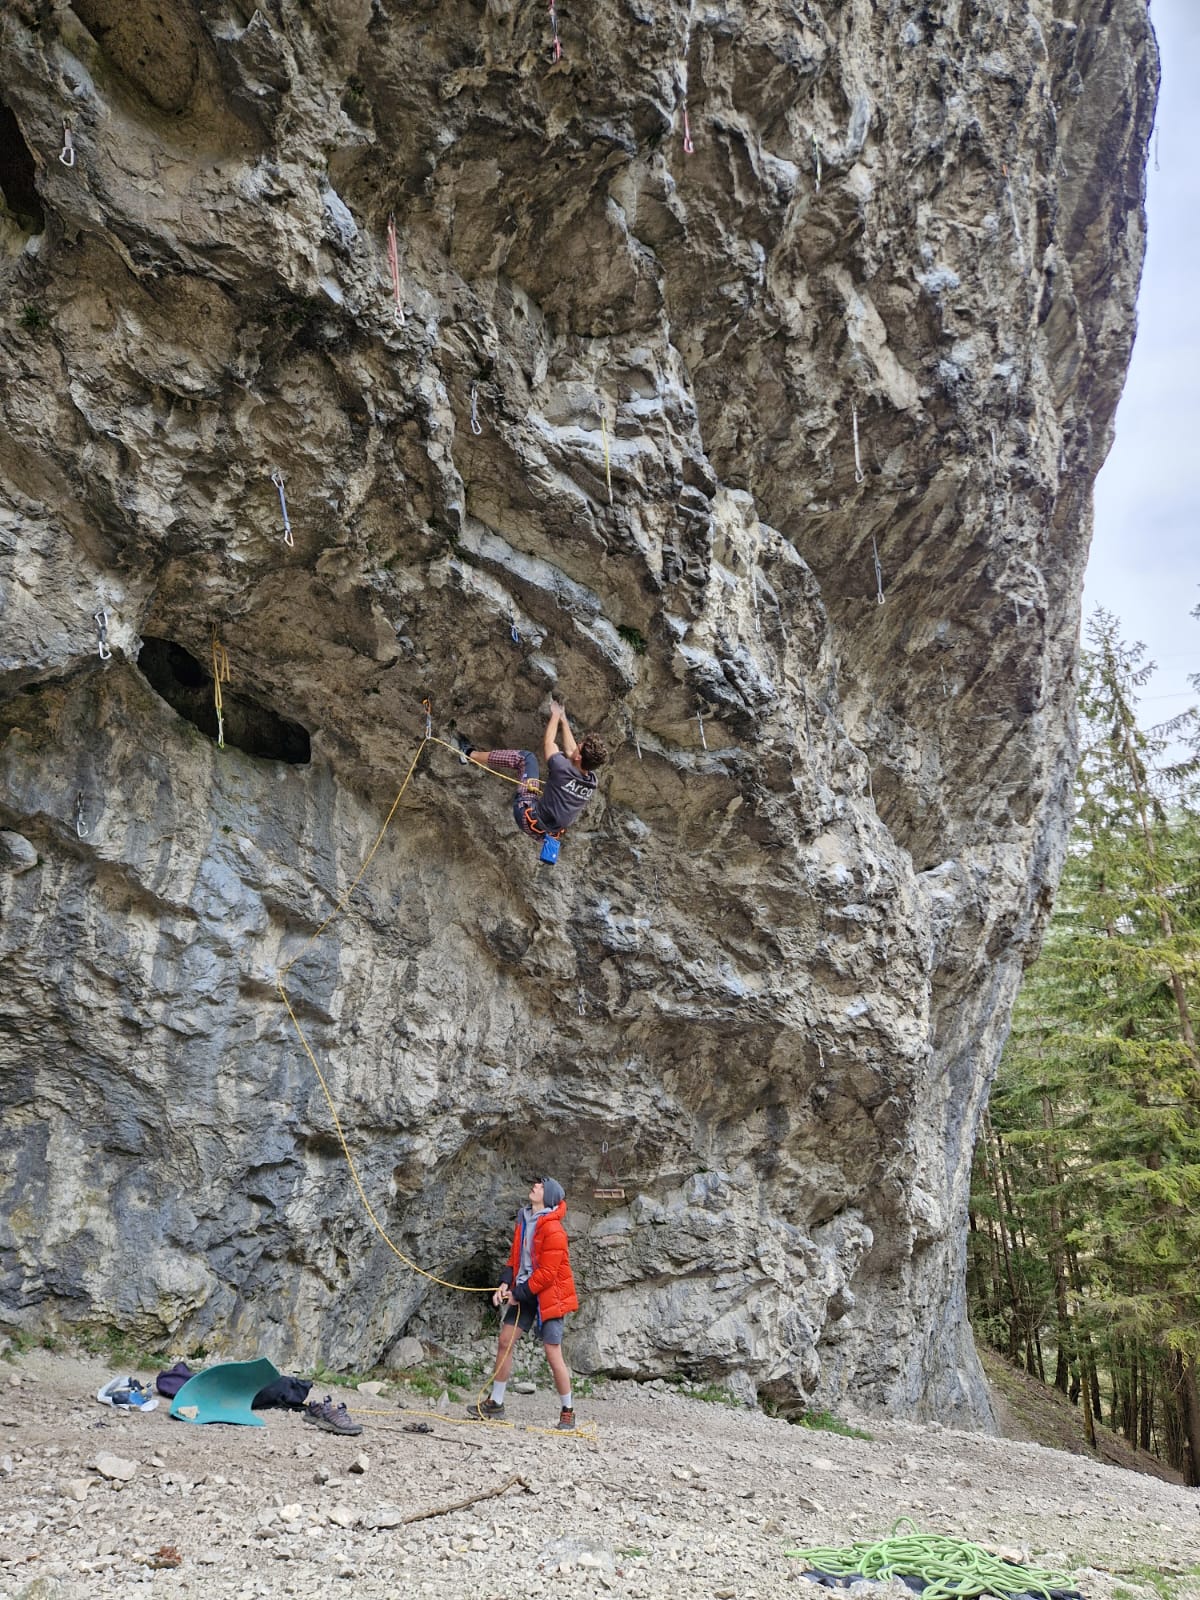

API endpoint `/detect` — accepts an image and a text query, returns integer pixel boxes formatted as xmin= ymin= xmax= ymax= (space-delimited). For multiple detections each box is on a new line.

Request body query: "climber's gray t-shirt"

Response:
xmin=536 ymin=752 xmax=597 ymax=832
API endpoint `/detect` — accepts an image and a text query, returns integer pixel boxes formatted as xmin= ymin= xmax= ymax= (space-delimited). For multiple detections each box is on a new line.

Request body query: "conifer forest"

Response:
xmin=968 ymin=608 xmax=1200 ymax=1485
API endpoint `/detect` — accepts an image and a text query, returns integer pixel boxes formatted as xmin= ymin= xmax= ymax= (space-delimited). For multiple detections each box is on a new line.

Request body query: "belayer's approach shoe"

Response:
xmin=303 ymin=1395 xmax=363 ymax=1436
xmin=465 ymin=1398 xmax=505 ymax=1421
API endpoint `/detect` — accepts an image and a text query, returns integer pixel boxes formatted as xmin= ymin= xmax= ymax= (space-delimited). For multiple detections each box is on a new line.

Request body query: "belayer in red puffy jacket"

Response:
xmin=467 ymin=1177 xmax=580 ymax=1432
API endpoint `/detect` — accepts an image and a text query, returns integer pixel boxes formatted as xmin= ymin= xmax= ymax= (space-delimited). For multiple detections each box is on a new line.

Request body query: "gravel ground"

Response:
xmin=0 ymin=1350 xmax=1197 ymax=1600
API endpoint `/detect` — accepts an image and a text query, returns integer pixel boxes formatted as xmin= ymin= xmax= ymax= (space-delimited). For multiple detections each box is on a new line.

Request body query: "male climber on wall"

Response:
xmin=456 ymin=701 xmax=607 ymax=850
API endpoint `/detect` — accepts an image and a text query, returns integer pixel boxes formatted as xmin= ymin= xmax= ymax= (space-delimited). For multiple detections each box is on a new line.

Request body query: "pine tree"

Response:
xmin=971 ymin=611 xmax=1200 ymax=1480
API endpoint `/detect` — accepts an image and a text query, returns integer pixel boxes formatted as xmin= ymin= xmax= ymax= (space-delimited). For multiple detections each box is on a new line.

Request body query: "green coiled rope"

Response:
xmin=785 ymin=1518 xmax=1080 ymax=1600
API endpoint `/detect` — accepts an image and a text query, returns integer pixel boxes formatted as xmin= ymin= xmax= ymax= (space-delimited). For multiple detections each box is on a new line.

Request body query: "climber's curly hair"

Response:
xmin=578 ymin=733 xmax=609 ymax=772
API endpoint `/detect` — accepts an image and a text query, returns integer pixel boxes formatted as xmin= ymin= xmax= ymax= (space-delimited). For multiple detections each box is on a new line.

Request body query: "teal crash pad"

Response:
xmin=169 ymin=1358 xmax=280 ymax=1427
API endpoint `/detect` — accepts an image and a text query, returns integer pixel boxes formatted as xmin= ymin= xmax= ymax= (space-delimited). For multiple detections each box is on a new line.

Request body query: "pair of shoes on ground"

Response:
xmin=303 ymin=1394 xmax=363 ymax=1436
xmin=96 ymin=1377 xmax=158 ymax=1411
xmin=464 ymin=1398 xmax=576 ymax=1431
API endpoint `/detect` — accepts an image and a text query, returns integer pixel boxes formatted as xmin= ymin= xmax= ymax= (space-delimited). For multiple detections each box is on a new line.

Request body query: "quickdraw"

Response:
xmin=211 ymin=630 xmax=231 ymax=750
xmin=271 ymin=468 xmax=294 ymax=547
xmin=60 ymin=121 xmax=75 ymax=168
xmin=94 ymin=608 xmax=112 ymax=662
xmin=386 ymin=213 xmax=405 ymax=325
xmin=1002 ymin=163 xmax=1027 ymax=274
xmin=547 ymin=0 xmax=562 ymax=62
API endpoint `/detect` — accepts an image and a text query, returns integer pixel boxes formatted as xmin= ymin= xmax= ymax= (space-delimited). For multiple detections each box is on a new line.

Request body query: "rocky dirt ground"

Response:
xmin=0 ymin=1349 xmax=1197 ymax=1600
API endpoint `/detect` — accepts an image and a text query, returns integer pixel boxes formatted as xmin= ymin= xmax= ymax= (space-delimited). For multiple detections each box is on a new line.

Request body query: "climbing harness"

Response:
xmin=59 ymin=120 xmax=75 ymax=168
xmin=787 ymin=1520 xmax=1080 ymax=1600
xmin=211 ymin=630 xmax=231 ymax=750
xmin=74 ymin=791 xmax=89 ymax=840
xmin=1002 ymin=165 xmax=1027 ymax=274
xmin=270 ymin=469 xmax=293 ymax=547
xmin=385 ymin=213 xmax=405 ymax=326
xmin=93 ymin=609 xmax=112 ymax=662
xmin=600 ymin=406 xmax=613 ymax=504
xmin=851 ymin=405 xmax=865 ymax=484
xmin=547 ymin=0 xmax=562 ymax=62
xmin=812 ymin=133 xmax=822 ymax=194
xmin=518 ymin=798 xmax=563 ymax=844
xmin=682 ymin=104 xmax=695 ymax=156
xmin=593 ymin=1141 xmax=625 ymax=1202
xmin=696 ymin=709 xmax=707 ymax=751
xmin=469 ymin=383 xmax=483 ymax=437
xmin=871 ymin=534 xmax=885 ymax=605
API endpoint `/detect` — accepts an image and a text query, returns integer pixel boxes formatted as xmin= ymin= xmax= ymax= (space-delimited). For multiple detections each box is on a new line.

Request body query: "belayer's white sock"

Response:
xmin=491 ymin=1381 xmax=507 ymax=1404
xmin=560 ymin=1390 xmax=573 ymax=1410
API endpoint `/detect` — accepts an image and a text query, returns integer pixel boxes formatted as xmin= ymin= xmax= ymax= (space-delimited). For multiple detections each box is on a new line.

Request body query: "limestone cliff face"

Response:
xmin=0 ymin=0 xmax=1156 ymax=1421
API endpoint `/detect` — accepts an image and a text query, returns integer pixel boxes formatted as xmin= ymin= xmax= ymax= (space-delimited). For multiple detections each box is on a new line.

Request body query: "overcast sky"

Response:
xmin=1085 ymin=0 xmax=1199 ymax=732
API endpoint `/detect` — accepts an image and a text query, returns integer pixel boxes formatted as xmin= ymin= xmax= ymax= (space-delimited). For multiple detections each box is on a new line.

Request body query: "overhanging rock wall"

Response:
xmin=0 ymin=0 xmax=1156 ymax=1421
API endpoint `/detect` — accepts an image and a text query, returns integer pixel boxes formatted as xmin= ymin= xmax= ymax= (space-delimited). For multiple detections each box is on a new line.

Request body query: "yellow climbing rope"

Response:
xmin=275 ymin=731 xmax=540 ymax=1294
xmin=277 ymin=723 xmax=600 ymax=1437
xmin=211 ymin=630 xmax=231 ymax=750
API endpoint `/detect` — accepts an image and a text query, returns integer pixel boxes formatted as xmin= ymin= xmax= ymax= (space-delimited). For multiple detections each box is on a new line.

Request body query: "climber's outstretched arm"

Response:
xmin=543 ymin=704 xmax=563 ymax=762
xmin=552 ymin=700 xmax=578 ymax=759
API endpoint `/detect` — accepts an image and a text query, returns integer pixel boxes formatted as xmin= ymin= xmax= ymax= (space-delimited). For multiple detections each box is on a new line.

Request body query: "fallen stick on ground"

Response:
xmin=402 ymin=1472 xmax=532 ymax=1524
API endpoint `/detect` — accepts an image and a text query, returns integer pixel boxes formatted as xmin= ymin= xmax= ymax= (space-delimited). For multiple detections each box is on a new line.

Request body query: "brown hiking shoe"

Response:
xmin=465 ymin=1398 xmax=505 ymax=1421
xmin=557 ymin=1407 xmax=576 ymax=1432
xmin=303 ymin=1395 xmax=363 ymax=1436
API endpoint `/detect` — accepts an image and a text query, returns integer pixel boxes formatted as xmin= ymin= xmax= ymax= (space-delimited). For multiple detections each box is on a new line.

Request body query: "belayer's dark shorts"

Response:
xmin=502 ymin=1298 xmax=565 ymax=1345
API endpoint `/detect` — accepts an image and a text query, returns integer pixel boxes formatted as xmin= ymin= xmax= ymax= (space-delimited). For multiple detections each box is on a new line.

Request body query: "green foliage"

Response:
xmin=792 ymin=1409 xmax=873 ymax=1440
xmin=307 ymin=1361 xmax=380 ymax=1391
xmin=969 ymin=609 xmax=1200 ymax=1480
xmin=1115 ymin=1566 xmax=1200 ymax=1600
xmin=392 ymin=1353 xmax=484 ymax=1403
xmin=78 ymin=1325 xmax=169 ymax=1368
xmin=617 ymin=624 xmax=648 ymax=655
xmin=19 ymin=303 xmax=49 ymax=332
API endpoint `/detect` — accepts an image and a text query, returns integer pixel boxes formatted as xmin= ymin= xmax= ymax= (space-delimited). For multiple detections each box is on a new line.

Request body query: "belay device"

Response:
xmin=539 ymin=836 xmax=560 ymax=865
